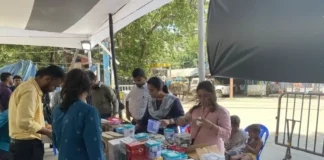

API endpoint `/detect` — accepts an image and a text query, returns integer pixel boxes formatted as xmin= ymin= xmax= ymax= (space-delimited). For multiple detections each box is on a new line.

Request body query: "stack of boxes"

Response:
xmin=120 ymin=137 xmax=136 ymax=159
xmin=101 ymin=118 xmax=124 ymax=132
xmin=101 ymin=131 xmax=124 ymax=159
xmin=105 ymin=134 xmax=165 ymax=160
xmin=102 ymin=126 xmax=192 ymax=160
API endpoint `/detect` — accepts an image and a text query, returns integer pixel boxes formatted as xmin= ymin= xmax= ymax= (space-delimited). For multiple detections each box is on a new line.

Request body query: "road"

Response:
xmin=45 ymin=97 xmax=324 ymax=160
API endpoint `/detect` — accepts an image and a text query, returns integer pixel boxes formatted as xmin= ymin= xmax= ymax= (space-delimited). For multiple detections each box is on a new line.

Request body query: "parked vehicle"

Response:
xmin=190 ymin=78 xmax=230 ymax=97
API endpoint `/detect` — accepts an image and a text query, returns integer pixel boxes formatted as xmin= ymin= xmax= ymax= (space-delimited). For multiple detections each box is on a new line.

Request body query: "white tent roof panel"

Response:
xmin=0 ymin=0 xmax=171 ymax=48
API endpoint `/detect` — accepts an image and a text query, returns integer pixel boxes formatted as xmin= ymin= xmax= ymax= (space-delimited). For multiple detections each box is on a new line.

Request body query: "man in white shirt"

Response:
xmin=126 ymin=68 xmax=149 ymax=124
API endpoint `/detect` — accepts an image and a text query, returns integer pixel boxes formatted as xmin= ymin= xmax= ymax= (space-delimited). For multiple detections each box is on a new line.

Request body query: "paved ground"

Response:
xmin=44 ymin=97 xmax=324 ymax=160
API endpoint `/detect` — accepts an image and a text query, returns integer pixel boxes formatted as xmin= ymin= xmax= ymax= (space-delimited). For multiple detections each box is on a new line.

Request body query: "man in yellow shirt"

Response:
xmin=8 ymin=65 xmax=64 ymax=160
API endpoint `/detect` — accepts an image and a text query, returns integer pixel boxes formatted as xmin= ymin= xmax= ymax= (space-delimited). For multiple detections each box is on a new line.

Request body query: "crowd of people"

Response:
xmin=0 ymin=65 xmax=263 ymax=160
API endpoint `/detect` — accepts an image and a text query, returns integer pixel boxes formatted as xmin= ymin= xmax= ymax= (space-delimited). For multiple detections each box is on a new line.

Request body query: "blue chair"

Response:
xmin=244 ymin=124 xmax=269 ymax=160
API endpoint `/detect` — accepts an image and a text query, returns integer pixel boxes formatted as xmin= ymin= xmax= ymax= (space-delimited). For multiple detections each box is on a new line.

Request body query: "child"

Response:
xmin=225 ymin=115 xmax=248 ymax=160
xmin=231 ymin=124 xmax=263 ymax=160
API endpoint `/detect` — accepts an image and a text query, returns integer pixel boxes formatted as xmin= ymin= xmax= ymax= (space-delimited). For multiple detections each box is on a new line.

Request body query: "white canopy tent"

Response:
xmin=0 ymin=0 xmax=171 ymax=49
xmin=0 ymin=0 xmax=173 ymax=117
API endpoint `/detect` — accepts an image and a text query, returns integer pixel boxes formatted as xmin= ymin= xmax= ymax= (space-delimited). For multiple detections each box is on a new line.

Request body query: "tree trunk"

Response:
xmin=140 ymin=40 xmax=147 ymax=59
xmin=50 ymin=52 xmax=55 ymax=64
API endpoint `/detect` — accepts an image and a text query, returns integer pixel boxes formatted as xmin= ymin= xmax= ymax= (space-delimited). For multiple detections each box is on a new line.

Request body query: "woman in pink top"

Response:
xmin=177 ymin=81 xmax=231 ymax=153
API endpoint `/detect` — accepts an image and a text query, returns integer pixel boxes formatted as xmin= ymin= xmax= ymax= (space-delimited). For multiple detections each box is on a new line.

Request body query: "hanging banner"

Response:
xmin=207 ymin=0 xmax=324 ymax=83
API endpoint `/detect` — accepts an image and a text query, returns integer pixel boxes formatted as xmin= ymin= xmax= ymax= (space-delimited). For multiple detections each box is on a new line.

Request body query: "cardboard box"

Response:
xmin=107 ymin=137 xmax=137 ymax=160
xmin=186 ymin=144 xmax=221 ymax=160
xmin=102 ymin=132 xmax=124 ymax=142
xmin=102 ymin=132 xmax=124 ymax=160
xmin=198 ymin=153 xmax=225 ymax=160
xmin=126 ymin=141 xmax=146 ymax=160
xmin=102 ymin=123 xmax=123 ymax=132
xmin=108 ymin=139 xmax=122 ymax=160
xmin=120 ymin=152 xmax=127 ymax=160
xmin=101 ymin=121 xmax=110 ymax=132
xmin=120 ymin=137 xmax=136 ymax=154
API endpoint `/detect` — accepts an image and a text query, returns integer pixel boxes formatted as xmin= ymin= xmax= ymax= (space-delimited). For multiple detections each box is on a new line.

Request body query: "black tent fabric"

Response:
xmin=207 ymin=0 xmax=324 ymax=83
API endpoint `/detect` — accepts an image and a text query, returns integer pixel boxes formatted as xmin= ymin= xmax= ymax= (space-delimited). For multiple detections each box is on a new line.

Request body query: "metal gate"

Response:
xmin=275 ymin=92 xmax=324 ymax=159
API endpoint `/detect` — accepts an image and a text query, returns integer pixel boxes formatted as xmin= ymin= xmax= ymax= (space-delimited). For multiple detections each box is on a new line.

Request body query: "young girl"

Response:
xmin=225 ymin=115 xmax=248 ymax=159
xmin=231 ymin=124 xmax=263 ymax=160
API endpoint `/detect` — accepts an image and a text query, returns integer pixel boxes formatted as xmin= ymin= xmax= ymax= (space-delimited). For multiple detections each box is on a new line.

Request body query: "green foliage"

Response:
xmin=0 ymin=45 xmax=54 ymax=68
xmin=115 ymin=0 xmax=201 ymax=77
xmin=0 ymin=45 xmax=102 ymax=69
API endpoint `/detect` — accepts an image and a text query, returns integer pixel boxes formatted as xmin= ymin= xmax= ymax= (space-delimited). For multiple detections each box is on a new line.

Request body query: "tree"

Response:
xmin=0 ymin=45 xmax=54 ymax=67
xmin=115 ymin=0 xmax=201 ymax=77
xmin=0 ymin=45 xmax=102 ymax=69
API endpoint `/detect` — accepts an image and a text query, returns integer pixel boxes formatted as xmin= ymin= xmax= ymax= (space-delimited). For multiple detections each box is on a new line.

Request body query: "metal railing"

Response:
xmin=118 ymin=85 xmax=133 ymax=91
xmin=275 ymin=92 xmax=324 ymax=159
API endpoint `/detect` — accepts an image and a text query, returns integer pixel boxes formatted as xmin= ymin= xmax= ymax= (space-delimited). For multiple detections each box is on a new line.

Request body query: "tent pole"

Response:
xmin=230 ymin=78 xmax=234 ymax=98
xmin=109 ymin=13 xmax=122 ymax=118
xmin=88 ymin=50 xmax=92 ymax=69
xmin=96 ymin=63 xmax=101 ymax=81
xmin=198 ymin=0 xmax=205 ymax=82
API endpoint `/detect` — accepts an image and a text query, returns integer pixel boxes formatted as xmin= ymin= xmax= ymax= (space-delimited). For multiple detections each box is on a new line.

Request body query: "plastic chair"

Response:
xmin=244 ymin=124 xmax=269 ymax=160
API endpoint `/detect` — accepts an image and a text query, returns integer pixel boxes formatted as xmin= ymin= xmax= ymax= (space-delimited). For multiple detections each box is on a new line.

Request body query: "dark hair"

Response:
xmin=189 ymin=81 xmax=218 ymax=113
xmin=36 ymin=65 xmax=65 ymax=80
xmin=147 ymin=76 xmax=169 ymax=93
xmin=132 ymin=68 xmax=146 ymax=78
xmin=0 ymin=72 xmax=11 ymax=82
xmin=86 ymin=70 xmax=96 ymax=81
xmin=13 ymin=75 xmax=22 ymax=80
xmin=60 ymin=69 xmax=91 ymax=112
xmin=231 ymin=115 xmax=241 ymax=126
xmin=247 ymin=124 xmax=261 ymax=134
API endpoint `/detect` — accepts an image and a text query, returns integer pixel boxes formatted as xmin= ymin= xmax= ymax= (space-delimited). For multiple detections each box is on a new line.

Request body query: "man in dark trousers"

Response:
xmin=9 ymin=65 xmax=64 ymax=160
xmin=0 ymin=72 xmax=13 ymax=160
xmin=86 ymin=71 xmax=118 ymax=119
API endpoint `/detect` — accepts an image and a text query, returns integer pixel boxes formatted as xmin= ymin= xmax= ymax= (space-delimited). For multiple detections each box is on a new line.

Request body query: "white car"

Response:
xmin=190 ymin=78 xmax=230 ymax=97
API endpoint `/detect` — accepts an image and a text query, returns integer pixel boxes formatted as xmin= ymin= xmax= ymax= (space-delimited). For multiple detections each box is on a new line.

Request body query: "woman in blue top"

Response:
xmin=0 ymin=109 xmax=11 ymax=160
xmin=52 ymin=69 xmax=105 ymax=160
xmin=136 ymin=77 xmax=184 ymax=134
